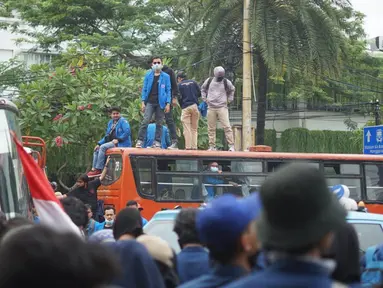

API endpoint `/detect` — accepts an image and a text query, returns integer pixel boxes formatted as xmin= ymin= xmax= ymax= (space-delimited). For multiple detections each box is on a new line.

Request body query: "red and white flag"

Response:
xmin=13 ymin=133 xmax=81 ymax=236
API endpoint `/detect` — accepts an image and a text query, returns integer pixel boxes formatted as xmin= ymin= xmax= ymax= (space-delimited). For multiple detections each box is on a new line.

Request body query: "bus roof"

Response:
xmin=107 ymin=147 xmax=383 ymax=162
xmin=0 ymin=98 xmax=18 ymax=114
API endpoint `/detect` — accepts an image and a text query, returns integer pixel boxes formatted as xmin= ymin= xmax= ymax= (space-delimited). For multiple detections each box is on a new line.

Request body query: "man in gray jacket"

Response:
xmin=201 ymin=66 xmax=235 ymax=151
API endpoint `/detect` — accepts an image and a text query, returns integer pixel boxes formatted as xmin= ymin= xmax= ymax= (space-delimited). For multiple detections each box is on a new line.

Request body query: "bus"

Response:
xmin=98 ymin=148 xmax=383 ymax=219
xmin=0 ymin=98 xmax=33 ymax=219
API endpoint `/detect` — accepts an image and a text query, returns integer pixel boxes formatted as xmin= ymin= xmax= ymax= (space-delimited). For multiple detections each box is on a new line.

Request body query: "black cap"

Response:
xmin=258 ymin=163 xmax=346 ymax=251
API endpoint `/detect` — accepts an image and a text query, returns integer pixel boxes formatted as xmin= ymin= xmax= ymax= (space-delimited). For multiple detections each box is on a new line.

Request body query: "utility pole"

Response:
xmin=375 ymin=99 xmax=381 ymax=125
xmin=242 ymin=0 xmax=252 ymax=151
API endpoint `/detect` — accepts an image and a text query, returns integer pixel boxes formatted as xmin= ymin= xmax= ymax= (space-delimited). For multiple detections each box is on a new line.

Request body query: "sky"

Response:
xmin=350 ymin=0 xmax=383 ymax=38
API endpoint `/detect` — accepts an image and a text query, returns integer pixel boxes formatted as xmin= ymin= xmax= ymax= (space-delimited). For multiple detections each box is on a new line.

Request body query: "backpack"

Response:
xmin=205 ymin=77 xmax=231 ymax=97
xmin=361 ymin=245 xmax=383 ymax=286
xmin=96 ymin=199 xmax=105 ymax=223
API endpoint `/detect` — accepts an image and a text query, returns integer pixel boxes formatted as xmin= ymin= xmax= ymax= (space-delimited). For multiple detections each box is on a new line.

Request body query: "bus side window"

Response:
xmin=102 ymin=155 xmax=123 ymax=186
xmin=324 ymin=163 xmax=361 ymax=200
xmin=135 ymin=158 xmax=154 ymax=197
xmin=365 ymin=164 xmax=383 ymax=201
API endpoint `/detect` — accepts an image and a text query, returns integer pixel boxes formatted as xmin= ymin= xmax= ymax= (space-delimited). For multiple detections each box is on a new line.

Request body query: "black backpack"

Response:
xmin=205 ymin=77 xmax=231 ymax=97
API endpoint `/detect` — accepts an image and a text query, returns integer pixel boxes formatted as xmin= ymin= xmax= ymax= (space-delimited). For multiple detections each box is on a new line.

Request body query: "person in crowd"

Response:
xmin=201 ymin=66 xmax=235 ymax=151
xmin=173 ymin=208 xmax=210 ymax=284
xmin=88 ymin=106 xmax=131 ymax=177
xmin=109 ymin=207 xmax=165 ymax=288
xmin=179 ymin=193 xmax=262 ymax=288
xmin=113 ymin=207 xmax=144 ymax=241
xmin=224 ymin=163 xmax=348 ymax=288
xmin=162 ymin=62 xmax=179 ymax=150
xmin=137 ymin=234 xmax=179 ymax=288
xmin=126 ymin=200 xmax=148 ymax=226
xmin=203 ymin=162 xmax=224 ymax=202
xmin=322 ymin=222 xmax=361 ymax=286
xmin=84 ymin=204 xmax=98 ymax=237
xmin=58 ymin=158 xmax=109 ymax=217
xmin=95 ymin=206 xmax=116 ymax=231
xmin=0 ymin=217 xmax=33 ymax=242
xmin=357 ymin=201 xmax=368 ymax=212
xmin=0 ymin=225 xmax=119 ymax=288
xmin=60 ymin=197 xmax=88 ymax=237
xmin=143 ymin=118 xmax=171 ymax=149
xmin=136 ymin=56 xmax=171 ymax=149
xmin=88 ymin=229 xmax=115 ymax=244
xmin=177 ymin=71 xmax=201 ymax=150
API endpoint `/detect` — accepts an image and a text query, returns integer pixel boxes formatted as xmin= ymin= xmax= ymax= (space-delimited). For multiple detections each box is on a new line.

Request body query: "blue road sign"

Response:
xmin=363 ymin=125 xmax=383 ymax=154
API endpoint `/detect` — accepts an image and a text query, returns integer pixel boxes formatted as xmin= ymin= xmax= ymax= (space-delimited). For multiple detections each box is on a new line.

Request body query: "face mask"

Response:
xmin=210 ymin=167 xmax=219 ymax=172
xmin=105 ymin=220 xmax=114 ymax=226
xmin=216 ymin=76 xmax=224 ymax=82
xmin=152 ymin=64 xmax=163 ymax=71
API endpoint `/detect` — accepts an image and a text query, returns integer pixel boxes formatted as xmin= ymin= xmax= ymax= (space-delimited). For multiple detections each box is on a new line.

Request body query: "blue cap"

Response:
xmin=196 ymin=193 xmax=262 ymax=252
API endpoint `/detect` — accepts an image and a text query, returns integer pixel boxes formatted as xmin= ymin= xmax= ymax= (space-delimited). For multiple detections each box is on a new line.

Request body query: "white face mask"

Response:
xmin=105 ymin=220 xmax=114 ymax=226
xmin=152 ymin=64 xmax=163 ymax=71
xmin=210 ymin=167 xmax=219 ymax=172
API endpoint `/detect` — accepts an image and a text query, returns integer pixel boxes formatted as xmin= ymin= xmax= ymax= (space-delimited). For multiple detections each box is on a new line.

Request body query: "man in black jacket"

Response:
xmin=162 ymin=65 xmax=179 ymax=150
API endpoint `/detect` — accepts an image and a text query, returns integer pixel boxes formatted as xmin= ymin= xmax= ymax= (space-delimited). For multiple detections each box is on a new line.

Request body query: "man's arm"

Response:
xmin=116 ymin=119 xmax=131 ymax=145
xmin=227 ymin=79 xmax=235 ymax=103
xmin=165 ymin=74 xmax=171 ymax=104
xmin=201 ymin=78 xmax=209 ymax=102
xmin=99 ymin=157 xmax=110 ymax=182
xmin=141 ymin=73 xmax=149 ymax=102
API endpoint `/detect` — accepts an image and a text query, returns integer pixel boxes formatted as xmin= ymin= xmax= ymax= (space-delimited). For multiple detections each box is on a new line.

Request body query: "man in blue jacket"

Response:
xmin=88 ymin=106 xmax=131 ymax=177
xmin=143 ymin=119 xmax=171 ymax=149
xmin=136 ymin=56 xmax=171 ymax=149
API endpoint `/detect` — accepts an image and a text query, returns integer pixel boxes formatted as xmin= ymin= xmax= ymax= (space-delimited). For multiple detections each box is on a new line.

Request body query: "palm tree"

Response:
xmin=177 ymin=0 xmax=349 ymax=145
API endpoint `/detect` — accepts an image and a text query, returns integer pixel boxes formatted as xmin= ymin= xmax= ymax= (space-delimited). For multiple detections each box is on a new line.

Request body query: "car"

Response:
xmin=144 ymin=209 xmax=383 ymax=253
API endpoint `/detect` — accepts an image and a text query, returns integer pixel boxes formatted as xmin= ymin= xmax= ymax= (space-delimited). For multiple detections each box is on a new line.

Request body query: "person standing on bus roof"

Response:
xmin=57 ymin=158 xmax=109 ymax=217
xmin=143 ymin=118 xmax=171 ymax=149
xmin=201 ymin=66 xmax=235 ymax=151
xmin=88 ymin=106 xmax=131 ymax=177
xmin=136 ymin=56 xmax=171 ymax=149
xmin=162 ymin=62 xmax=179 ymax=150
xmin=177 ymin=71 xmax=201 ymax=150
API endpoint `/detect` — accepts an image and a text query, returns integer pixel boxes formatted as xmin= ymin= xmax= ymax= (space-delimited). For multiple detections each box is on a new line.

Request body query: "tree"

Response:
xmin=1 ymin=0 xmax=171 ymax=64
xmin=14 ymin=44 xmax=147 ymax=185
xmin=175 ymin=0 xmax=354 ymax=145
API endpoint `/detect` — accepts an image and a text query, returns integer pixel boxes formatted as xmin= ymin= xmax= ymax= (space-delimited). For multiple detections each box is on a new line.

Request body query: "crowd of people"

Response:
xmin=87 ymin=56 xmax=236 ymax=177
xmin=3 ymin=162 xmax=383 ymax=288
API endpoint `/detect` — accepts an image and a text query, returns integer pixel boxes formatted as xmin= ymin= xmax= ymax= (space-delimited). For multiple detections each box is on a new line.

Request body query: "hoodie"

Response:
xmin=201 ymin=66 xmax=235 ymax=109
xmin=109 ymin=240 xmax=165 ymax=288
xmin=162 ymin=65 xmax=178 ymax=99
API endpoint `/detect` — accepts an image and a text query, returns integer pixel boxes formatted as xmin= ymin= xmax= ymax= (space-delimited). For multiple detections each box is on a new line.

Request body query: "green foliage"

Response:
xmin=15 ymin=44 xmax=147 ymax=183
xmin=2 ymin=0 xmax=171 ymax=62
xmin=280 ymin=128 xmax=362 ymax=154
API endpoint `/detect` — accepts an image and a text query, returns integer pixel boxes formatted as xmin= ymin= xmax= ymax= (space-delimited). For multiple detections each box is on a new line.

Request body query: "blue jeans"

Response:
xmin=138 ymin=103 xmax=165 ymax=143
xmin=93 ymin=141 xmax=115 ymax=170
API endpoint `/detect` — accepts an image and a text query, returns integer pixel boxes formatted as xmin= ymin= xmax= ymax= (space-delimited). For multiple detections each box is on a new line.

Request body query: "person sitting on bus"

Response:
xmin=143 ymin=119 xmax=171 ymax=149
xmin=88 ymin=106 xmax=131 ymax=177
xmin=203 ymin=162 xmax=224 ymax=202
xmin=57 ymin=159 xmax=109 ymax=217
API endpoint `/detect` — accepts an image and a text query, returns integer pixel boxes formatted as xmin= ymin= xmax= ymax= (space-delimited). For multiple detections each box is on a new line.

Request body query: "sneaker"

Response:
xmin=87 ymin=169 xmax=102 ymax=177
xmin=228 ymin=145 xmax=235 ymax=152
xmin=168 ymin=142 xmax=178 ymax=150
xmin=135 ymin=140 xmax=143 ymax=148
xmin=208 ymin=146 xmax=216 ymax=151
xmin=152 ymin=141 xmax=161 ymax=149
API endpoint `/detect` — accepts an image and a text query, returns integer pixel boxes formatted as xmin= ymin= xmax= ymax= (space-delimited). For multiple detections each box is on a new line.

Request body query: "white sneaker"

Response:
xmin=208 ymin=146 xmax=216 ymax=151
xmin=228 ymin=145 xmax=235 ymax=152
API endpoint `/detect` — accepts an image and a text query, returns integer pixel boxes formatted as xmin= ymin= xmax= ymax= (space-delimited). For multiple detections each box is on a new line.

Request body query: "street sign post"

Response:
xmin=363 ymin=125 xmax=383 ymax=154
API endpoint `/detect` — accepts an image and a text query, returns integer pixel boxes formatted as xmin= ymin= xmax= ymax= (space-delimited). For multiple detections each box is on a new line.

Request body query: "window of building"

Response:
xmin=102 ymin=155 xmax=122 ymax=186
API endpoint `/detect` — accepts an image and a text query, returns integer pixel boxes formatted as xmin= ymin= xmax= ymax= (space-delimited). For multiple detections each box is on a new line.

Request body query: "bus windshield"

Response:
xmin=0 ymin=103 xmax=32 ymax=219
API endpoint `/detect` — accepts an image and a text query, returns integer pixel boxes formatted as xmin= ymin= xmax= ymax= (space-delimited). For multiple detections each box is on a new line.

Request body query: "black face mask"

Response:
xmin=217 ymin=76 xmax=224 ymax=82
